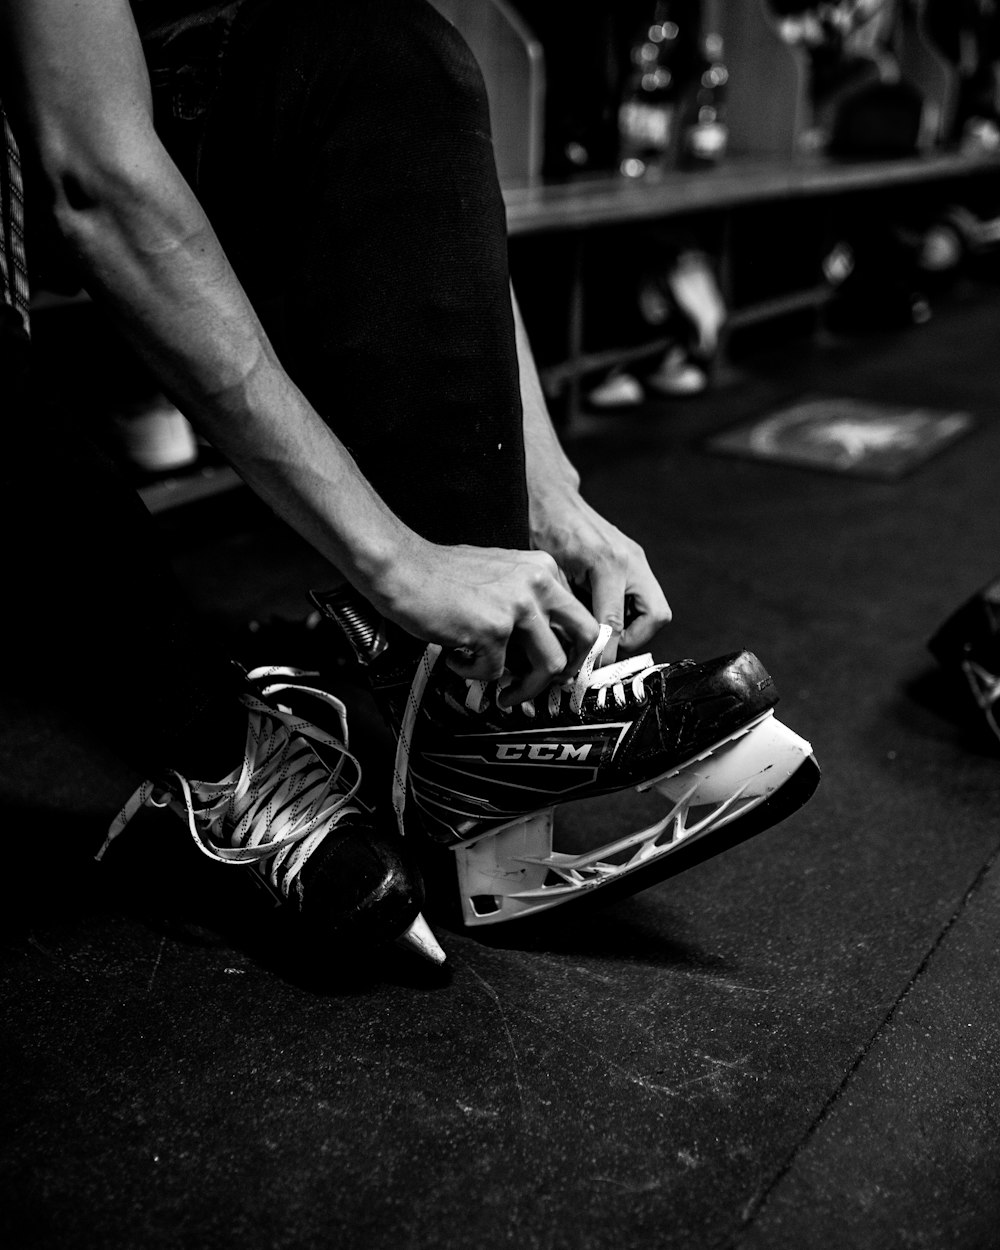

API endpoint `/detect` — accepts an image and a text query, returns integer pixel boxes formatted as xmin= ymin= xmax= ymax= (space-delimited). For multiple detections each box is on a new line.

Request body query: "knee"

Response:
xmin=345 ymin=0 xmax=491 ymax=135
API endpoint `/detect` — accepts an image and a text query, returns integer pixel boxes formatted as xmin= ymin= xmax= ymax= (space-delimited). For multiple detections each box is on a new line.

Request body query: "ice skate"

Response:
xmin=310 ymin=588 xmax=820 ymax=928
xmin=929 ymin=574 xmax=1000 ymax=745
xmin=96 ymin=664 xmax=444 ymax=962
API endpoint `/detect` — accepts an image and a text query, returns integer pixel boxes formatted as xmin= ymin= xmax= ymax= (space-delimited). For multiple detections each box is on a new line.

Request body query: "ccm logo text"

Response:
xmin=495 ymin=743 xmax=593 ymax=762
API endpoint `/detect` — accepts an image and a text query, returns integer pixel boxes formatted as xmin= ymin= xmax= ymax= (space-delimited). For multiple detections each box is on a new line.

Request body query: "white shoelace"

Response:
xmin=391 ymin=624 xmax=666 ymax=833
xmin=96 ymin=669 xmax=363 ymax=900
xmin=465 ymin=623 xmax=664 ymax=718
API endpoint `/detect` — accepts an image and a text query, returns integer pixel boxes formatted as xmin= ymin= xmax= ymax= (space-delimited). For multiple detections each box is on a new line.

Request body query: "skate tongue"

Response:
xmin=310 ymin=586 xmax=428 ymax=736
xmin=309 ymin=587 xmax=388 ymax=666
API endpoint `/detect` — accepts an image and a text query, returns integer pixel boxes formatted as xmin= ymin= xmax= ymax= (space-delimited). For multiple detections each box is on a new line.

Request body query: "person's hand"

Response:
xmin=509 ymin=282 xmax=668 ymax=663
xmin=528 ymin=481 xmax=671 ymax=665
xmin=374 ymin=537 xmax=602 ymax=706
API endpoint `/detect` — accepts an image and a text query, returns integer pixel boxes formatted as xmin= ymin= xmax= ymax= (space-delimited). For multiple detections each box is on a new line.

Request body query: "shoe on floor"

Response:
xmin=645 ymin=345 xmax=708 ymax=397
xmin=929 ymin=575 xmax=1000 ymax=746
xmin=585 ymin=369 xmax=645 ymax=410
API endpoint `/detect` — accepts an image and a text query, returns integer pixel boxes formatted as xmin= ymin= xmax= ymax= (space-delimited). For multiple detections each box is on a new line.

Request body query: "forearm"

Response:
xmin=511 ymin=285 xmax=580 ymax=498
xmin=3 ymin=0 xmax=417 ymax=602
xmin=57 ymin=152 xmax=412 ymax=595
xmin=511 ymin=284 xmax=671 ymax=650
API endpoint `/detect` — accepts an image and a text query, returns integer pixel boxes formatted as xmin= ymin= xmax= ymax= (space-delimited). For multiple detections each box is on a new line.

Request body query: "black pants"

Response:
xmin=195 ymin=0 xmax=530 ymax=549
xmin=8 ymin=0 xmax=529 ymax=786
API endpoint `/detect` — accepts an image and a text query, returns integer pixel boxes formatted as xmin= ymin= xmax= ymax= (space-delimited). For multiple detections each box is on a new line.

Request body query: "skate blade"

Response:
xmin=453 ymin=713 xmax=818 ymax=927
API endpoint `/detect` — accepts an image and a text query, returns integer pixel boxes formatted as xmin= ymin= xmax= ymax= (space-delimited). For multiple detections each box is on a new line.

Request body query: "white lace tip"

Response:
xmin=396 ymin=913 xmax=446 ymax=965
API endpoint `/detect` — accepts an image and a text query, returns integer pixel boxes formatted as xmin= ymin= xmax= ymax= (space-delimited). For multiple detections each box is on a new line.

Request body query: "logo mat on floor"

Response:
xmin=704 ymin=395 xmax=974 ymax=480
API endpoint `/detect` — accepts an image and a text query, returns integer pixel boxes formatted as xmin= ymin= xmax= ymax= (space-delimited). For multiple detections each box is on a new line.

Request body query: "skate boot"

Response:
xmin=96 ymin=665 xmax=444 ymax=962
xmin=310 ymin=588 xmax=820 ymax=928
xmin=929 ymin=574 xmax=1000 ymax=746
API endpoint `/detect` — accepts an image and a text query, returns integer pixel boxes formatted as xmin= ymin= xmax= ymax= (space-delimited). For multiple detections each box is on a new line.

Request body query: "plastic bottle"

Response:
xmin=682 ymin=30 xmax=729 ymax=165
xmin=618 ymin=3 xmax=686 ymax=177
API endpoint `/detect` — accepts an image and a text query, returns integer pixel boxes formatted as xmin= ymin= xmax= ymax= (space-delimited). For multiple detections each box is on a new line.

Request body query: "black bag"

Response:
xmin=828 ymin=77 xmax=925 ymax=156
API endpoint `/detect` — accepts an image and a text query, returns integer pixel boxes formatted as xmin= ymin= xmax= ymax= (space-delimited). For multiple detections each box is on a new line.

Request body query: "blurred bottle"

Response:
xmin=681 ymin=29 xmax=729 ymax=166
xmin=618 ymin=2 xmax=687 ymax=177
xmin=114 ymin=393 xmax=199 ymax=475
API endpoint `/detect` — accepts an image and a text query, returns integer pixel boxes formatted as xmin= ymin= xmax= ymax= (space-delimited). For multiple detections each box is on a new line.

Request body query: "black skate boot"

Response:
xmin=310 ymin=587 xmax=820 ymax=928
xmin=96 ymin=665 xmax=444 ymax=962
xmin=929 ymin=574 xmax=1000 ymax=745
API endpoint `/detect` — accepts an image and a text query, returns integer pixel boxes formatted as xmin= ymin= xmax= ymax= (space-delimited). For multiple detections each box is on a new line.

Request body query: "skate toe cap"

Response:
xmin=662 ymin=649 xmax=776 ymax=708
xmin=299 ymin=820 xmax=426 ymax=950
xmin=636 ymin=650 xmax=779 ymax=764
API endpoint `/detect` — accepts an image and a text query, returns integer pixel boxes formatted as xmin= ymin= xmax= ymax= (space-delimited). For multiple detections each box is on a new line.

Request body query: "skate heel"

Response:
xmin=451 ymin=713 xmax=818 ymax=928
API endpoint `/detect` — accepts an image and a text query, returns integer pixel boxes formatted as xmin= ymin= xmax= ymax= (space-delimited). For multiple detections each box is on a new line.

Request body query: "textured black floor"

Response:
xmin=5 ymin=283 xmax=1000 ymax=1249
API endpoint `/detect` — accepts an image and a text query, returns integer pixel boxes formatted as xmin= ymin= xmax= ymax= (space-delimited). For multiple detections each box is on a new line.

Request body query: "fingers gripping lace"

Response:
xmin=465 ymin=624 xmax=662 ymax=716
xmin=97 ymin=674 xmax=363 ymax=901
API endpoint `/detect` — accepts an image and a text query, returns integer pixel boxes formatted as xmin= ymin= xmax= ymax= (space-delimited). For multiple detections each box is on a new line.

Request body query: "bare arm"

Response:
xmin=513 ymin=287 xmax=671 ymax=662
xmin=1 ymin=0 xmax=599 ymax=698
xmin=2 ymin=0 xmax=409 ymax=591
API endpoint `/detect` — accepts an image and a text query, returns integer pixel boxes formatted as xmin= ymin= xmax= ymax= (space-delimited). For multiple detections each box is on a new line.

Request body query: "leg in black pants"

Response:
xmin=195 ymin=0 xmax=531 ymax=551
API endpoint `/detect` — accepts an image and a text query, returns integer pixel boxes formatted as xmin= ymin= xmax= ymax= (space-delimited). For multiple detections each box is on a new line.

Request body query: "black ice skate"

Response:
xmin=96 ymin=665 xmax=444 ymax=962
xmin=929 ymin=574 xmax=1000 ymax=744
xmin=311 ymin=588 xmax=820 ymax=928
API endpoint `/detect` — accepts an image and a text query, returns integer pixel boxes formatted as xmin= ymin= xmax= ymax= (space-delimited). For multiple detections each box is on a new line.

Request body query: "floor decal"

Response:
xmin=705 ymin=395 xmax=975 ymax=479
